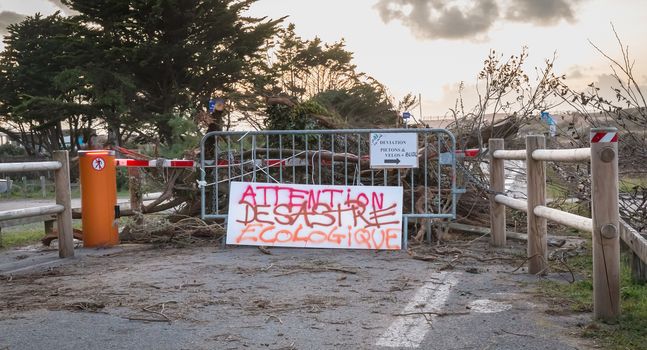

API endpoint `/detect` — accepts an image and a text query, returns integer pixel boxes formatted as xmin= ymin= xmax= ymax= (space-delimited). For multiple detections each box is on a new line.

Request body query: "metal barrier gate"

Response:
xmin=200 ymin=129 xmax=459 ymax=246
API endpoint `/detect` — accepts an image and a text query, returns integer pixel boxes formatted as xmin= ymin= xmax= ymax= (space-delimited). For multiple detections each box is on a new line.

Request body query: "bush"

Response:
xmin=116 ymin=169 xmax=129 ymax=192
xmin=0 ymin=143 xmax=27 ymax=156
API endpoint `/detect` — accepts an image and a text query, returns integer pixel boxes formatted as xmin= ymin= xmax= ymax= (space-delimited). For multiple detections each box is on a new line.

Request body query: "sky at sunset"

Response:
xmin=2 ymin=0 xmax=646 ymax=118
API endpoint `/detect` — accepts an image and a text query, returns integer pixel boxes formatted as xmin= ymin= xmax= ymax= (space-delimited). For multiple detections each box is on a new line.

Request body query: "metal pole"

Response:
xmin=419 ymin=93 xmax=423 ymax=124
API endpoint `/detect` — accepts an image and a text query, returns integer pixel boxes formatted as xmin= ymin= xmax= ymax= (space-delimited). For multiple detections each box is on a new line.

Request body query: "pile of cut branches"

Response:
xmin=120 ymin=215 xmax=224 ymax=245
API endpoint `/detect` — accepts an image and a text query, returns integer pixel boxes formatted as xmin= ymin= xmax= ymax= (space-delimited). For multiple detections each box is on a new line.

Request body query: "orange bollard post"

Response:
xmin=79 ymin=150 xmax=119 ymax=247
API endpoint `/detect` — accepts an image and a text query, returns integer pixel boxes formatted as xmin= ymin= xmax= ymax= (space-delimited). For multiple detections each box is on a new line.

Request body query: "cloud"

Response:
xmin=375 ymin=0 xmax=499 ymax=40
xmin=567 ymin=69 xmax=584 ymax=79
xmin=505 ymin=0 xmax=581 ymax=25
xmin=47 ymin=0 xmax=67 ymax=8
xmin=0 ymin=11 xmax=27 ymax=36
xmin=0 ymin=1 xmax=77 ymax=38
xmin=374 ymin=0 xmax=584 ymax=40
xmin=428 ymin=81 xmax=482 ymax=116
xmin=564 ymin=64 xmax=595 ymax=81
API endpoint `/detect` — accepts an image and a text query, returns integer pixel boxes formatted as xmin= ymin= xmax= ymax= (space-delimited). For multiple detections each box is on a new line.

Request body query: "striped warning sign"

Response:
xmin=590 ymin=131 xmax=618 ymax=143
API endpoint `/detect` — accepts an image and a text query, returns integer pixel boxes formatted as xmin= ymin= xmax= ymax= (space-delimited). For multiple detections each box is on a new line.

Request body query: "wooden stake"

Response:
xmin=40 ymin=175 xmax=46 ymax=198
xmin=619 ymin=220 xmax=647 ymax=284
xmin=44 ymin=218 xmax=55 ymax=236
xmin=4 ymin=176 xmax=10 ymax=197
xmin=128 ymin=167 xmax=143 ymax=225
xmin=590 ymin=127 xmax=620 ymax=321
xmin=526 ymin=135 xmax=547 ymax=275
xmin=631 ymin=252 xmax=647 ymax=284
xmin=489 ymin=138 xmax=506 ymax=246
xmin=53 ymin=151 xmax=74 ymax=258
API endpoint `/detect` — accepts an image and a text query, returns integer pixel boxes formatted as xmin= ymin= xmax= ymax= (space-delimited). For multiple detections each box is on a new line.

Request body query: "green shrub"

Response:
xmin=0 ymin=143 xmax=27 ymax=156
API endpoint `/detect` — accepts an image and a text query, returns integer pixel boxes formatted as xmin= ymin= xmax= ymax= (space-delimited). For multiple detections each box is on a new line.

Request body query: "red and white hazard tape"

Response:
xmin=590 ymin=131 xmax=618 ymax=143
xmin=209 ymin=158 xmax=308 ymax=168
xmin=209 ymin=149 xmax=481 ymax=168
xmin=117 ymin=148 xmax=482 ymax=170
xmin=116 ymin=159 xmax=195 ymax=168
xmin=454 ymin=149 xmax=481 ymax=158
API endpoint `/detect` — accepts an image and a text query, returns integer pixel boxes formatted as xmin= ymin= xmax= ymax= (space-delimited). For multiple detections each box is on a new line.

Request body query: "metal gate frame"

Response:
xmin=199 ymin=128 xmax=460 ymax=248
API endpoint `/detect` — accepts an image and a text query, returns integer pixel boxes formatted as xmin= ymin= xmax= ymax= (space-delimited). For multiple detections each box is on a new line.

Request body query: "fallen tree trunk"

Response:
xmin=449 ymin=223 xmax=566 ymax=247
xmin=72 ymin=197 xmax=186 ymax=219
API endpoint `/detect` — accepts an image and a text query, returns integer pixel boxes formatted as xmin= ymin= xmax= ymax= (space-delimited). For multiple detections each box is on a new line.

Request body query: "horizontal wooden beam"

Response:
xmin=0 ymin=214 xmax=56 ymax=228
xmin=449 ymin=222 xmax=528 ymax=241
xmin=449 ymin=222 xmax=568 ymax=246
xmin=0 ymin=161 xmax=62 ymax=173
xmin=533 ymin=205 xmax=592 ymax=232
xmin=0 ymin=205 xmax=64 ymax=222
xmin=494 ymin=194 xmax=528 ymax=212
xmin=495 ymin=196 xmax=593 ymax=233
xmin=492 ymin=150 xmax=527 ymax=160
xmin=620 ymin=219 xmax=647 ymax=266
xmin=532 ymin=148 xmax=591 ymax=162
xmin=0 ymin=193 xmax=161 ymax=228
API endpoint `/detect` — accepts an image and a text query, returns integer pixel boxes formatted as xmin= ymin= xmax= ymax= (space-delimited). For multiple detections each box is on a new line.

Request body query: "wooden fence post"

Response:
xmin=53 ymin=151 xmax=74 ymax=258
xmin=489 ymin=138 xmax=506 ymax=246
xmin=590 ymin=127 xmax=620 ymax=321
xmin=22 ymin=176 xmax=27 ymax=196
xmin=526 ymin=135 xmax=547 ymax=275
xmin=631 ymin=251 xmax=647 ymax=284
xmin=619 ymin=221 xmax=647 ymax=284
xmin=4 ymin=177 xmax=11 ymax=197
xmin=40 ymin=175 xmax=46 ymax=198
xmin=44 ymin=219 xmax=55 ymax=236
xmin=128 ymin=167 xmax=143 ymax=225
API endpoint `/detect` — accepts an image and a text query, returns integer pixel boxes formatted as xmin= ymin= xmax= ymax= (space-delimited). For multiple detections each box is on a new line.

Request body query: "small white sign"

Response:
xmin=92 ymin=157 xmax=106 ymax=171
xmin=226 ymin=182 xmax=403 ymax=250
xmin=370 ymin=133 xmax=418 ymax=168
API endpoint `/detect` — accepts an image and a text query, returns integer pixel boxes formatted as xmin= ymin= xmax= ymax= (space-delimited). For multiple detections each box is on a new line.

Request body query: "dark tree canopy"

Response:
xmin=0 ymin=2 xmax=404 ymax=154
xmin=0 ymin=12 xmax=96 ymax=153
xmin=0 ymin=1 xmax=281 ymax=152
xmin=63 ymin=0 xmax=281 ymax=143
xmin=253 ymin=24 xmax=400 ymax=130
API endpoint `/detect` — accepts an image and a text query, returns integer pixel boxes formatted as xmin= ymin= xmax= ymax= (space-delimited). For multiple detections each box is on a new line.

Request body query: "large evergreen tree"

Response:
xmin=0 ymin=12 xmax=96 ymax=153
xmin=63 ymin=0 xmax=281 ymax=143
xmin=260 ymin=24 xmax=400 ymax=129
xmin=0 ymin=2 xmax=403 ymax=151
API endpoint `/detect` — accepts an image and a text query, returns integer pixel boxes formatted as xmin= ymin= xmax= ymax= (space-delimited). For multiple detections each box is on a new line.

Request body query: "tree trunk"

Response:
xmin=108 ymin=120 xmax=121 ymax=148
xmin=157 ymin=119 xmax=173 ymax=145
xmin=203 ymin=110 xmax=225 ymax=160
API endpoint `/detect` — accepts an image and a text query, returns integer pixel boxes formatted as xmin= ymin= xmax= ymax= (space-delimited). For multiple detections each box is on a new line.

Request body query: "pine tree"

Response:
xmin=63 ymin=0 xmax=281 ymax=142
xmin=0 ymin=12 xmax=96 ymax=153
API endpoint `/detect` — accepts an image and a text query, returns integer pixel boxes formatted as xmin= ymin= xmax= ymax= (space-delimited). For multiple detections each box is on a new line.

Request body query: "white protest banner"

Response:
xmin=226 ymin=182 xmax=403 ymax=250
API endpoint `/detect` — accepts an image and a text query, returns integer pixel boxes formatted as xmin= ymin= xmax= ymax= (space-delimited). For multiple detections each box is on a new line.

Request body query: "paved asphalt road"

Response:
xmin=0 ymin=245 xmax=591 ymax=350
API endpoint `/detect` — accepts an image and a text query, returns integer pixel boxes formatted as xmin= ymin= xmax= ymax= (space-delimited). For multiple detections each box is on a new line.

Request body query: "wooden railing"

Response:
xmin=620 ymin=220 xmax=647 ymax=283
xmin=0 ymin=151 xmax=74 ymax=258
xmin=488 ymin=127 xmax=633 ymax=321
